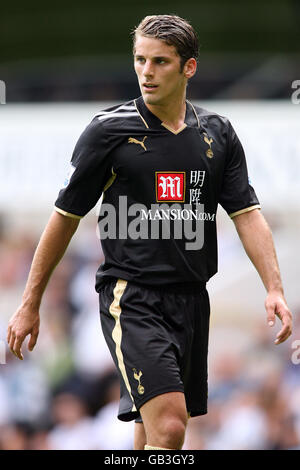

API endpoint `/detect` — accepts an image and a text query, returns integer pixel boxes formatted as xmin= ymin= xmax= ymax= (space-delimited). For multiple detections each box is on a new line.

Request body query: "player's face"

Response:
xmin=134 ymin=35 xmax=188 ymax=106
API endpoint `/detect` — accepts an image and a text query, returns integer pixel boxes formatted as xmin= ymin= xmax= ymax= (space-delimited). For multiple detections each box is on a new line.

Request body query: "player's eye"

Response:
xmin=136 ymin=57 xmax=145 ymax=64
xmin=156 ymin=58 xmax=166 ymax=64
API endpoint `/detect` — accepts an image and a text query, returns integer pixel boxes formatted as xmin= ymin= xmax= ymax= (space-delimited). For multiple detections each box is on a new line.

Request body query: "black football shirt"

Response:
xmin=55 ymin=96 xmax=260 ymax=291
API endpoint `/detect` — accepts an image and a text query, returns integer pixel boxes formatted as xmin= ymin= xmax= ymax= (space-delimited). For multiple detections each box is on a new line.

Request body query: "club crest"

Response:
xmin=133 ymin=368 xmax=145 ymax=395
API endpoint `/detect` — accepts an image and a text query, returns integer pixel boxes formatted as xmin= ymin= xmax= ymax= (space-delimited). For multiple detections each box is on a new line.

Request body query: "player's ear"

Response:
xmin=183 ymin=58 xmax=197 ymax=79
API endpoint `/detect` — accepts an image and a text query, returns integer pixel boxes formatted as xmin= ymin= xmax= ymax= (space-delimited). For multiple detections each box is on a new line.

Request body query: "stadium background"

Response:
xmin=0 ymin=0 xmax=300 ymax=450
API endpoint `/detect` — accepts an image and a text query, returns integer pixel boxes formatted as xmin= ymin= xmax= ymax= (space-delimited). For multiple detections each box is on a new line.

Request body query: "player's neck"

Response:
xmin=145 ymin=95 xmax=187 ymax=132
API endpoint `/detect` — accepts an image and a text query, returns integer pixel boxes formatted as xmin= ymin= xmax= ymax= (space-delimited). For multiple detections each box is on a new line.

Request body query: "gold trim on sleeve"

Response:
xmin=229 ymin=204 xmax=261 ymax=219
xmin=54 ymin=206 xmax=83 ymax=219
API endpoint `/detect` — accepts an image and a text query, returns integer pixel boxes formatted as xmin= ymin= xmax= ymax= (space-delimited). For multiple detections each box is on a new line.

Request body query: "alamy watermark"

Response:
xmin=291 ymin=80 xmax=300 ymax=104
xmin=0 ymin=80 xmax=6 ymax=104
xmin=291 ymin=339 xmax=300 ymax=365
xmin=0 ymin=340 xmax=6 ymax=364
xmin=96 ymin=196 xmax=216 ymax=250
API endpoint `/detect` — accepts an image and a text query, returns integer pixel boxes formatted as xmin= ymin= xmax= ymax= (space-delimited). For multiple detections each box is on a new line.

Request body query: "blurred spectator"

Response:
xmin=0 ymin=423 xmax=29 ymax=450
xmin=0 ymin=376 xmax=10 ymax=426
xmin=70 ymin=262 xmax=115 ymax=377
xmin=47 ymin=392 xmax=94 ymax=450
xmin=206 ymin=391 xmax=268 ymax=449
xmin=92 ymin=371 xmax=134 ymax=450
xmin=1 ymin=357 xmax=49 ymax=426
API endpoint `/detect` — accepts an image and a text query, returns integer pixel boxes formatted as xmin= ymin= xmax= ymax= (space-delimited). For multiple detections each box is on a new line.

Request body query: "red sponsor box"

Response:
xmin=156 ymin=171 xmax=185 ymax=202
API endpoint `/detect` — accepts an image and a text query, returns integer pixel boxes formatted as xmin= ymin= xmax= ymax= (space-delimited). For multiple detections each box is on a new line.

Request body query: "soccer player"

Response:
xmin=7 ymin=15 xmax=292 ymax=450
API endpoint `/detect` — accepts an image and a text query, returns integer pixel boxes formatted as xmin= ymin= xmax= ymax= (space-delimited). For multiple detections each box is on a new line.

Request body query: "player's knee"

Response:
xmin=159 ymin=417 xmax=187 ymax=449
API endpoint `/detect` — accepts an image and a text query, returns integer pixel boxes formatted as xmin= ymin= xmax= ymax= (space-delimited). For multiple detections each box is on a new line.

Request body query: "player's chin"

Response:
xmin=142 ymin=93 xmax=162 ymax=105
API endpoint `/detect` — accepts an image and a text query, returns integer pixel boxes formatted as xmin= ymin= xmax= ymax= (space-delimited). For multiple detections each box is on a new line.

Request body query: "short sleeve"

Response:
xmin=55 ymin=117 xmax=113 ymax=218
xmin=219 ymin=121 xmax=260 ymax=218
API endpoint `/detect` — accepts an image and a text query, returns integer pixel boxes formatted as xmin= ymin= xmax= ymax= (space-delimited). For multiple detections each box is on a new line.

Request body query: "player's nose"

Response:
xmin=142 ymin=59 xmax=154 ymax=78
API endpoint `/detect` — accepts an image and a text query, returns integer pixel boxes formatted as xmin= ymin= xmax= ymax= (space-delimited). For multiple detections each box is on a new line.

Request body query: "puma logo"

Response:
xmin=128 ymin=136 xmax=147 ymax=151
xmin=133 ymin=368 xmax=145 ymax=395
xmin=203 ymin=133 xmax=214 ymax=158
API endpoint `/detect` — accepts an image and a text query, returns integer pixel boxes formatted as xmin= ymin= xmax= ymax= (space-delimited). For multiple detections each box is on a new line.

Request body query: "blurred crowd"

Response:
xmin=0 ymin=215 xmax=299 ymax=450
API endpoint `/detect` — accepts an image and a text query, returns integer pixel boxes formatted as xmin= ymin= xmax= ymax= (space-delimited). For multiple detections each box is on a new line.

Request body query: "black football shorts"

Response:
xmin=98 ymin=278 xmax=210 ymax=422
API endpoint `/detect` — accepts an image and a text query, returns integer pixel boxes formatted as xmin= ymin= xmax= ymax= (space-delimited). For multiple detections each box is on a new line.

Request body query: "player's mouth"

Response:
xmin=143 ymin=83 xmax=158 ymax=92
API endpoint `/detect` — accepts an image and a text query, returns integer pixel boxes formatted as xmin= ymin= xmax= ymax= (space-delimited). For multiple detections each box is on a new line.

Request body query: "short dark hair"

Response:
xmin=132 ymin=15 xmax=199 ymax=71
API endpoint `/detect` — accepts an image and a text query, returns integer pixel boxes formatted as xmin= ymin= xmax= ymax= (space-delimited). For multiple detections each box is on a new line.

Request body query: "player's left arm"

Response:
xmin=233 ymin=208 xmax=292 ymax=345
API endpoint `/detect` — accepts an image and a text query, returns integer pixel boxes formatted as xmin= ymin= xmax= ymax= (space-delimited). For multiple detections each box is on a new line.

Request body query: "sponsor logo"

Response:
xmin=156 ymin=172 xmax=185 ymax=202
xmin=96 ymin=170 xmax=210 ymax=250
xmin=128 ymin=136 xmax=147 ymax=151
xmin=189 ymin=170 xmax=205 ymax=204
xmin=140 ymin=207 xmax=215 ymax=222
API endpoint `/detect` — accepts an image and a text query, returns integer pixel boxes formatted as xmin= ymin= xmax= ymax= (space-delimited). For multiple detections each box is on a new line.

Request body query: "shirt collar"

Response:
xmin=134 ymin=96 xmax=199 ymax=131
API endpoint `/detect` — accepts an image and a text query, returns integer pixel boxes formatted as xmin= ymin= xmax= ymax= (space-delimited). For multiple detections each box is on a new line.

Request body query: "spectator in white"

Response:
xmin=92 ymin=373 xmax=134 ymax=449
xmin=47 ymin=392 xmax=95 ymax=450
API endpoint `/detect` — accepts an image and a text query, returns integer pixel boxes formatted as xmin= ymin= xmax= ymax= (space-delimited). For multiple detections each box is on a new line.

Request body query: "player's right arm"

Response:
xmin=7 ymin=210 xmax=80 ymax=360
xmin=8 ymin=114 xmax=114 ymax=360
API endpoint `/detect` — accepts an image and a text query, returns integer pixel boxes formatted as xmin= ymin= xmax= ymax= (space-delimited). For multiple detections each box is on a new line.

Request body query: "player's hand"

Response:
xmin=7 ymin=305 xmax=40 ymax=360
xmin=265 ymin=291 xmax=292 ymax=345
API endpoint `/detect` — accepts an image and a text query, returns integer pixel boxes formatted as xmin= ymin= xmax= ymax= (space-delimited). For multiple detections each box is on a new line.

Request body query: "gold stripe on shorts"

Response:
xmin=109 ymin=278 xmax=137 ymax=412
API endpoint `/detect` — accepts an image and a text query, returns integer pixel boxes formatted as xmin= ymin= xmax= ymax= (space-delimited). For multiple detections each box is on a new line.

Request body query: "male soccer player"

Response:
xmin=7 ymin=15 xmax=292 ymax=450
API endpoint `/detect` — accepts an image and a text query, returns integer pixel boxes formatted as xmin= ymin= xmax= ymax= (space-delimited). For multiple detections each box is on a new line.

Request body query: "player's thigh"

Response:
xmin=140 ymin=391 xmax=188 ymax=436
